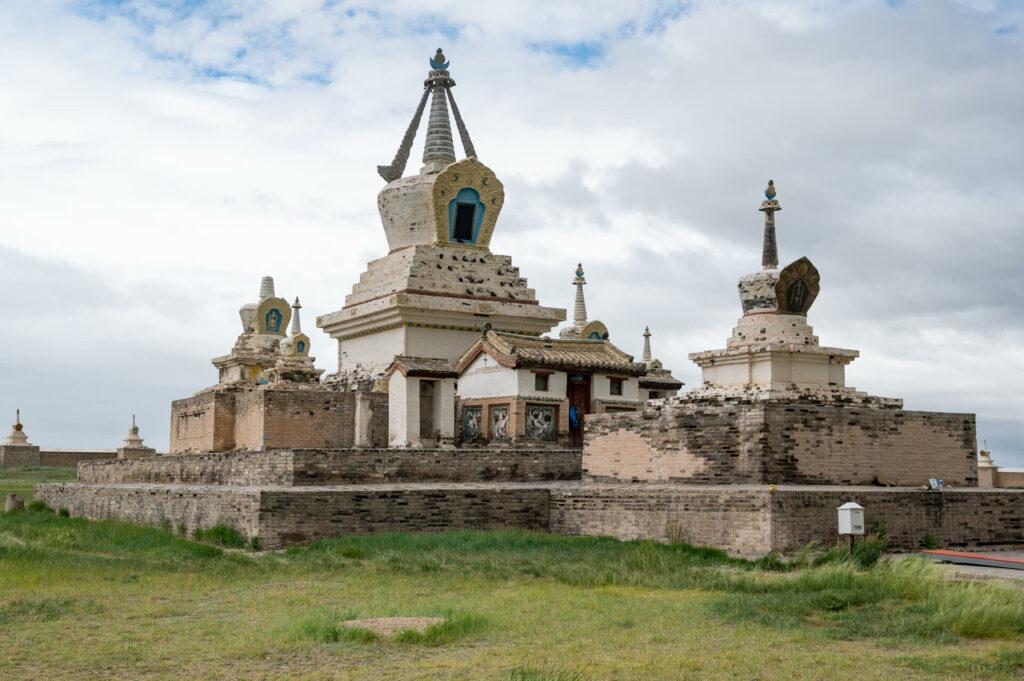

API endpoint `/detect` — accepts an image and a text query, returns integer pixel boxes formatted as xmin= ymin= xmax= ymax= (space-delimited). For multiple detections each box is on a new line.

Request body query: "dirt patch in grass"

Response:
xmin=339 ymin=616 xmax=444 ymax=636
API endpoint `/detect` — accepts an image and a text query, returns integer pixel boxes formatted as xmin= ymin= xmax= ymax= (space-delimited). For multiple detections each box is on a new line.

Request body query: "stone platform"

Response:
xmin=74 ymin=447 xmax=582 ymax=485
xmin=34 ymin=449 xmax=1024 ymax=555
xmin=37 ymin=481 xmax=558 ymax=548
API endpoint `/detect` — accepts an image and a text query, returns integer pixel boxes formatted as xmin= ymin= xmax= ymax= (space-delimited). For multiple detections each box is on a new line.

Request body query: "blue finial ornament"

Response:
xmin=764 ymin=179 xmax=776 ymax=200
xmin=575 ymin=263 xmax=584 ymax=277
xmin=429 ymin=48 xmax=449 ymax=70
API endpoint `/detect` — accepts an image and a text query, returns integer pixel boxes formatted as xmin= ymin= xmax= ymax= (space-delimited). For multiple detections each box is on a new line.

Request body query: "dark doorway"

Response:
xmin=453 ymin=203 xmax=476 ymax=242
xmin=566 ymin=373 xmax=591 ymax=448
xmin=419 ymin=380 xmax=436 ymax=446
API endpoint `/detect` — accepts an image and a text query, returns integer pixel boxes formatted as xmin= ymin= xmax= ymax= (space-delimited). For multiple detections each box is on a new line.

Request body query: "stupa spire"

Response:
xmin=6 ymin=409 xmax=30 ymax=446
xmin=572 ymin=263 xmax=588 ymax=328
xmin=377 ymin=48 xmax=477 ymax=182
xmin=291 ymin=297 xmax=302 ymax=334
xmin=759 ymin=180 xmax=780 ymax=270
xmin=642 ymin=326 xmax=652 ymax=363
xmin=259 ymin=276 xmax=275 ymax=300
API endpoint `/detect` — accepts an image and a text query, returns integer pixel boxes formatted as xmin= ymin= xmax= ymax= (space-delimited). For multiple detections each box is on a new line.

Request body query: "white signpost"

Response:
xmin=837 ymin=501 xmax=865 ymax=555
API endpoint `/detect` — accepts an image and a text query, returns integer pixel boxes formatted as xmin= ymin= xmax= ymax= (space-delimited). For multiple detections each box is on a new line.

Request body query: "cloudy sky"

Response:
xmin=2 ymin=0 xmax=1022 ymax=466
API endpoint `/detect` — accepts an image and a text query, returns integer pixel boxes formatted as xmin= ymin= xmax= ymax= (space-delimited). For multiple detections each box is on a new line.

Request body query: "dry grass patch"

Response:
xmin=339 ymin=616 xmax=444 ymax=636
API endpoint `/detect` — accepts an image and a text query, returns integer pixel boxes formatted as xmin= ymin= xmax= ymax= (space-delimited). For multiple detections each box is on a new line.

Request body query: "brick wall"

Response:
xmin=170 ymin=389 xmax=389 ymax=454
xmin=78 ymin=451 xmax=297 ymax=485
xmin=0 ymin=446 xmax=40 ymax=467
xmin=39 ymin=450 xmax=116 ymax=467
xmin=996 ymin=470 xmax=1024 ymax=487
xmin=257 ymin=485 xmax=551 ymax=547
xmin=35 ymin=479 xmax=1024 ymax=556
xmin=550 ymin=485 xmax=773 ymax=555
xmin=583 ymin=396 xmax=978 ymax=486
xmin=551 ymin=485 xmax=1024 ymax=556
xmin=36 ymin=483 xmax=261 ymax=539
xmin=170 ymin=392 xmax=236 ymax=454
xmin=77 ymin=448 xmax=582 ymax=485
xmin=769 ymin=488 xmax=1024 ymax=552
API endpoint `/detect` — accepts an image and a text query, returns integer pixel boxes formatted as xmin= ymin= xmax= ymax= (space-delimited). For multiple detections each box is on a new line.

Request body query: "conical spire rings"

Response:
xmin=377 ymin=49 xmax=478 ymax=182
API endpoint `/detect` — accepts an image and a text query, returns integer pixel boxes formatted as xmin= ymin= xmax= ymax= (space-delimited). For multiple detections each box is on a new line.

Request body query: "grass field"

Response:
xmin=2 ymin=466 xmax=1024 ymax=680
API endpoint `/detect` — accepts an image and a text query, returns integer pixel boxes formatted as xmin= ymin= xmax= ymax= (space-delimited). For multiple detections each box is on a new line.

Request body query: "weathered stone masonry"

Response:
xmin=548 ymin=485 xmax=1024 ymax=556
xmin=76 ymin=448 xmax=582 ymax=486
xmin=39 ymin=481 xmax=554 ymax=549
xmin=36 ymin=477 xmax=1024 ymax=555
xmin=170 ymin=391 xmax=389 ymax=454
xmin=583 ymin=395 xmax=977 ymax=487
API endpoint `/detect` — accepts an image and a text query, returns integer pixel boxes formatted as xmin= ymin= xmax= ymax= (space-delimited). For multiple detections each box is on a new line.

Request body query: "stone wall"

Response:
xmin=35 ymin=481 xmax=551 ymax=549
xmin=256 ymin=485 xmax=551 ymax=547
xmin=36 ymin=483 xmax=262 ymax=538
xmin=35 ymin=478 xmax=1024 ymax=556
xmin=170 ymin=389 xmax=388 ymax=454
xmin=78 ymin=451 xmax=297 ymax=485
xmin=0 ymin=445 xmax=40 ymax=467
xmin=39 ymin=450 xmax=116 ymax=467
xmin=583 ymin=395 xmax=977 ymax=486
xmin=768 ymin=488 xmax=1024 ymax=552
xmin=550 ymin=485 xmax=1024 ymax=556
xmin=996 ymin=469 xmax=1024 ymax=488
xmin=550 ymin=485 xmax=772 ymax=555
xmin=170 ymin=392 xmax=236 ymax=454
xmin=77 ymin=448 xmax=582 ymax=485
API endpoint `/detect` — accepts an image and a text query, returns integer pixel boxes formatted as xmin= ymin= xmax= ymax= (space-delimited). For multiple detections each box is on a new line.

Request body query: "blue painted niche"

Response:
xmin=448 ymin=187 xmax=485 ymax=244
xmin=296 ymin=340 xmax=306 ymax=354
xmin=266 ymin=308 xmax=283 ymax=333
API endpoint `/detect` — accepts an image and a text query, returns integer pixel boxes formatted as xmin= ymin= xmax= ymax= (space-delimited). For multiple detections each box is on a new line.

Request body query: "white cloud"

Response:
xmin=1 ymin=0 xmax=1022 ymax=465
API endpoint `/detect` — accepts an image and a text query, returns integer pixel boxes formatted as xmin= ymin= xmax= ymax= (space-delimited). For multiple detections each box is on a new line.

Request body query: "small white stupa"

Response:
xmin=0 ymin=410 xmax=41 ymax=467
xmin=5 ymin=409 xmax=30 ymax=446
xmin=559 ymin=263 xmax=609 ymax=341
xmin=117 ymin=415 xmax=156 ymax=459
xmin=689 ymin=180 xmax=860 ymax=397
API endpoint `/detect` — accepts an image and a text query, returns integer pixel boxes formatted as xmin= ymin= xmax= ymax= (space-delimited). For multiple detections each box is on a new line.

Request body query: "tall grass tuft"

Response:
xmin=287 ymin=609 xmax=378 ymax=644
xmin=193 ymin=525 xmax=245 ymax=549
xmin=393 ymin=611 xmax=487 ymax=646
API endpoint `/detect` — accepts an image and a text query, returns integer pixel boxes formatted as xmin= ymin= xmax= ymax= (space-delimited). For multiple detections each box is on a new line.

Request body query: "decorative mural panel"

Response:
xmin=464 ymin=407 xmax=482 ymax=442
xmin=255 ymin=297 xmax=291 ymax=336
xmin=490 ymin=406 xmax=510 ymax=440
xmin=526 ymin=405 xmax=557 ymax=442
xmin=266 ymin=308 xmax=283 ymax=333
xmin=775 ymin=257 xmax=820 ymax=315
xmin=432 ymin=158 xmax=504 ymax=251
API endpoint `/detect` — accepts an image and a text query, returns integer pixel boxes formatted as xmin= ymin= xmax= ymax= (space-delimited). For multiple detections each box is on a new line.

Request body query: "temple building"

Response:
xmin=454 ymin=327 xmax=645 ymax=448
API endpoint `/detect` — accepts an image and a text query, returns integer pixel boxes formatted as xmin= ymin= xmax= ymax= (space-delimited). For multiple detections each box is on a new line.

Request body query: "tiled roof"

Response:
xmin=459 ymin=331 xmax=646 ymax=375
xmin=639 ymin=369 xmax=684 ymax=390
xmin=386 ymin=356 xmax=459 ymax=378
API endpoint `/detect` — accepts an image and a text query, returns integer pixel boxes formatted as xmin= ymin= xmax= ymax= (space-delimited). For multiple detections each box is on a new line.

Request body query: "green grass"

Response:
xmin=1 ymin=468 xmax=1023 ymax=679
xmin=194 ymin=524 xmax=246 ymax=548
xmin=0 ymin=465 xmax=76 ymax=501
xmin=506 ymin=666 xmax=586 ymax=681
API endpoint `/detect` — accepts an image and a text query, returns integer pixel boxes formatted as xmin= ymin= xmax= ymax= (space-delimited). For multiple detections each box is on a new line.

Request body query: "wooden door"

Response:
xmin=566 ymin=373 xmax=591 ymax=448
